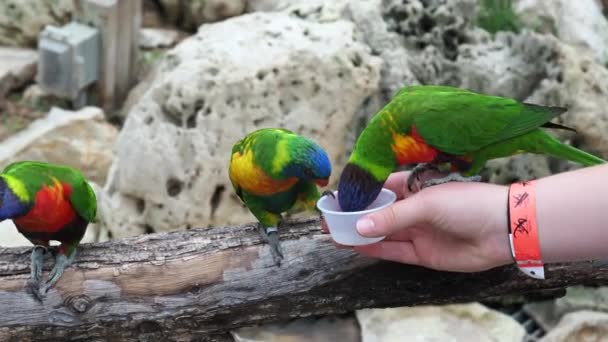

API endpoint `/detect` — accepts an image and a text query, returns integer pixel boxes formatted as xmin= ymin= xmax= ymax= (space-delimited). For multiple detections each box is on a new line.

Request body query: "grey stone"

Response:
xmin=514 ymin=0 xmax=608 ymax=65
xmin=0 ymin=47 xmax=38 ymax=98
xmin=0 ymin=0 xmax=73 ymax=47
xmin=139 ymin=28 xmax=180 ymax=49
xmin=356 ymin=303 xmax=526 ymax=342
xmin=231 ymin=315 xmax=360 ymax=342
xmin=540 ymin=310 xmax=608 ymax=342
xmin=158 ymin=0 xmax=246 ymax=30
xmin=101 ymin=12 xmax=382 ymax=238
xmin=0 ymin=106 xmax=118 ymax=185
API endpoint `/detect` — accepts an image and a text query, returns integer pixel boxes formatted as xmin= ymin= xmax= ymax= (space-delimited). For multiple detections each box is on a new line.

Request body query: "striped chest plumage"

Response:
xmin=13 ymin=178 xmax=77 ymax=233
xmin=229 ymin=149 xmax=298 ymax=196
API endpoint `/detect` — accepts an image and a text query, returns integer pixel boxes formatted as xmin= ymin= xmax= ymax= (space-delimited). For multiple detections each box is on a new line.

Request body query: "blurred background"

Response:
xmin=0 ymin=0 xmax=607 ymax=341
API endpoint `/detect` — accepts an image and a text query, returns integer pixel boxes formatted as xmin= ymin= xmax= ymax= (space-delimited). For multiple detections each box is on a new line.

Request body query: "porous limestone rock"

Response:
xmin=158 ymin=0 xmax=246 ymax=30
xmin=139 ymin=28 xmax=180 ymax=49
xmin=540 ymin=311 xmax=608 ymax=342
xmin=526 ymin=36 xmax=608 ymax=160
xmin=250 ymin=0 xmax=480 ymax=101
xmin=483 ymin=154 xmax=553 ymax=185
xmin=356 ymin=303 xmax=526 ymax=342
xmin=0 ymin=107 xmax=118 ymax=185
xmin=524 ymin=286 xmax=608 ymax=332
xmin=514 ymin=0 xmax=608 ymax=65
xmin=0 ymin=47 xmax=38 ymax=98
xmin=253 ymin=0 xmax=608 ymax=182
xmin=0 ymin=0 xmax=73 ymax=47
xmin=102 ymin=12 xmax=382 ymax=238
xmin=230 ymin=315 xmax=360 ymax=342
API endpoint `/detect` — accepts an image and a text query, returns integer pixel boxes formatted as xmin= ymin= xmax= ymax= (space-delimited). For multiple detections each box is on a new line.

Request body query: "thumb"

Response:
xmin=356 ymin=195 xmax=431 ymax=237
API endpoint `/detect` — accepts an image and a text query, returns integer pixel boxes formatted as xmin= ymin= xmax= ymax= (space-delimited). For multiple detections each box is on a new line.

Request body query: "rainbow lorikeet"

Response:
xmin=229 ymin=128 xmax=331 ymax=265
xmin=0 ymin=161 xmax=97 ymax=300
xmin=337 ymin=85 xmax=606 ymax=211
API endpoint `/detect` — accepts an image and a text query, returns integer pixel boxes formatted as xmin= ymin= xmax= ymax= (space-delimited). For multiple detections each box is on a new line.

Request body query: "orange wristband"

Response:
xmin=508 ymin=180 xmax=545 ymax=279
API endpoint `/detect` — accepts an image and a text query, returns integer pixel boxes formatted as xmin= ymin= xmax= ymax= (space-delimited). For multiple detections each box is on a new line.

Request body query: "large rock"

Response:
xmin=524 ymin=286 xmax=608 ymax=333
xmin=254 ymin=0 xmax=608 ymax=183
xmin=0 ymin=0 xmax=73 ymax=47
xmin=356 ymin=303 xmax=526 ymax=342
xmin=0 ymin=107 xmax=118 ymax=185
xmin=250 ymin=0 xmax=479 ymax=101
xmin=101 ymin=12 xmax=382 ymax=238
xmin=158 ymin=0 xmax=246 ymax=30
xmin=139 ymin=28 xmax=180 ymax=49
xmin=514 ymin=0 xmax=608 ymax=65
xmin=526 ymin=36 xmax=608 ymax=160
xmin=0 ymin=47 xmax=38 ymax=98
xmin=230 ymin=315 xmax=360 ymax=342
xmin=540 ymin=311 xmax=608 ymax=342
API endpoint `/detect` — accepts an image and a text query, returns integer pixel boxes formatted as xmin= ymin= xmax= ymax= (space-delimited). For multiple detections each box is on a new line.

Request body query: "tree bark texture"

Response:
xmin=0 ymin=217 xmax=607 ymax=341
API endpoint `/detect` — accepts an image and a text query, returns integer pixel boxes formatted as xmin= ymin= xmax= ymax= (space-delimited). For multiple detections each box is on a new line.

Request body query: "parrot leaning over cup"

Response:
xmin=0 ymin=161 xmax=97 ymax=301
xmin=229 ymin=128 xmax=331 ymax=266
xmin=337 ymin=84 xmax=606 ymax=212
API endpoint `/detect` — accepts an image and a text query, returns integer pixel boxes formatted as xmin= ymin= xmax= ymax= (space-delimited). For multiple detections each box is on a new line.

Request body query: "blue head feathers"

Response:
xmin=283 ymin=138 xmax=331 ymax=185
xmin=0 ymin=177 xmax=29 ymax=221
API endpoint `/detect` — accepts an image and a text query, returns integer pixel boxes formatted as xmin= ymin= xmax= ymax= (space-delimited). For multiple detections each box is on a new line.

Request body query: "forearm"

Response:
xmin=535 ymin=163 xmax=608 ymax=262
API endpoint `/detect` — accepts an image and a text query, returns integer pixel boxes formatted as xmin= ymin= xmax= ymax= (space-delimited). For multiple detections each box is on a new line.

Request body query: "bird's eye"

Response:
xmin=304 ymin=169 xmax=314 ymax=177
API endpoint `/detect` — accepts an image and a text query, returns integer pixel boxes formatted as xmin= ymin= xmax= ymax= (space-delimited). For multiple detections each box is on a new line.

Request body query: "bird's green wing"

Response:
xmin=409 ymin=89 xmax=566 ymax=155
xmin=68 ymin=175 xmax=97 ymax=223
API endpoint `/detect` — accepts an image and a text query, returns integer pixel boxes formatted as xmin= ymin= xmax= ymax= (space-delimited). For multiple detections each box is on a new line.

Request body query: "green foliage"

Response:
xmin=143 ymin=50 xmax=165 ymax=65
xmin=476 ymin=0 xmax=522 ymax=35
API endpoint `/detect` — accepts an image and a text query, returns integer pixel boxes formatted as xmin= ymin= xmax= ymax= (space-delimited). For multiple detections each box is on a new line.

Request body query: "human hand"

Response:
xmin=322 ymin=171 xmax=514 ymax=272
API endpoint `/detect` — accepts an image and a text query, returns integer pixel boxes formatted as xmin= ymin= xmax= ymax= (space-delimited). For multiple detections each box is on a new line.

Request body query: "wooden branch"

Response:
xmin=0 ymin=217 xmax=607 ymax=341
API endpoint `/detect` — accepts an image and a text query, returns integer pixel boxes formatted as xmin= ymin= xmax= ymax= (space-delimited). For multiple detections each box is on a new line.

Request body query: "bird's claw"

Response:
xmin=25 ymin=279 xmax=44 ymax=303
xmin=321 ymin=190 xmax=336 ymax=199
xmin=267 ymin=232 xmax=284 ymax=266
xmin=407 ymin=163 xmax=439 ymax=192
xmin=42 ymin=251 xmax=76 ymax=294
xmin=26 ymin=245 xmax=47 ymax=302
xmin=258 ymin=225 xmax=284 ymax=266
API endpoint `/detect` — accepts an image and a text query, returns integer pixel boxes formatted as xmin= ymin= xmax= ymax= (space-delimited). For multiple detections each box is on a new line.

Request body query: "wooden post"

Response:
xmin=116 ymin=0 xmax=142 ymax=105
xmin=74 ymin=0 xmax=141 ymax=113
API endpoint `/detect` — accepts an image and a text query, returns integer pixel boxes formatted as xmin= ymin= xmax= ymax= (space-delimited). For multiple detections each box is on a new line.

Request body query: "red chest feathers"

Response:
xmin=13 ymin=181 xmax=77 ymax=233
xmin=391 ymin=126 xmax=438 ymax=165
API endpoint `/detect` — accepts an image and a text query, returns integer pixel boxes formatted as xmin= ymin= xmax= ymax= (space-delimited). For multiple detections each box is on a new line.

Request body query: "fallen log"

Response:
xmin=0 ymin=217 xmax=606 ymax=341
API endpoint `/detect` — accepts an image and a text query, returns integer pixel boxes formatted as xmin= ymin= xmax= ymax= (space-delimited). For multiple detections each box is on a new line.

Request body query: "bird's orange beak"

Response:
xmin=315 ymin=178 xmax=329 ymax=187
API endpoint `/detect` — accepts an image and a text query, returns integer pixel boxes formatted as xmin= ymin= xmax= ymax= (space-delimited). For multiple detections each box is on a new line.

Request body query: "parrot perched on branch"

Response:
xmin=337 ymin=85 xmax=606 ymax=212
xmin=0 ymin=161 xmax=97 ymax=300
xmin=229 ymin=128 xmax=331 ymax=265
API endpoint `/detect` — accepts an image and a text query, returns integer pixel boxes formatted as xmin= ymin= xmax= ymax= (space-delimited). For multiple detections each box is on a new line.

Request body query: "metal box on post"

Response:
xmin=37 ymin=22 xmax=100 ymax=107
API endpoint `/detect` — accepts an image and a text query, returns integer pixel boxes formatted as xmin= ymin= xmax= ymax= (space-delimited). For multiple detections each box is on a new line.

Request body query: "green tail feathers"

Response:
xmin=544 ymin=139 xmax=606 ymax=166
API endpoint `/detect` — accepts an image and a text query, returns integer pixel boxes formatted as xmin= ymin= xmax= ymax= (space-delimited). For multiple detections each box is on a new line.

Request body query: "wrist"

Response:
xmin=487 ymin=184 xmax=513 ymax=268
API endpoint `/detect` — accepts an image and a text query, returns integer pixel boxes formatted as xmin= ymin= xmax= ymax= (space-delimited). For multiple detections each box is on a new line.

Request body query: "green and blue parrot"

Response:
xmin=337 ymin=85 xmax=606 ymax=211
xmin=229 ymin=128 xmax=331 ymax=265
xmin=0 ymin=161 xmax=97 ymax=300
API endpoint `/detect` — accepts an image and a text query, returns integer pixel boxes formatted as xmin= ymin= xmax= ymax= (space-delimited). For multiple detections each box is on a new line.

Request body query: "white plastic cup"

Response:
xmin=317 ymin=188 xmax=397 ymax=246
